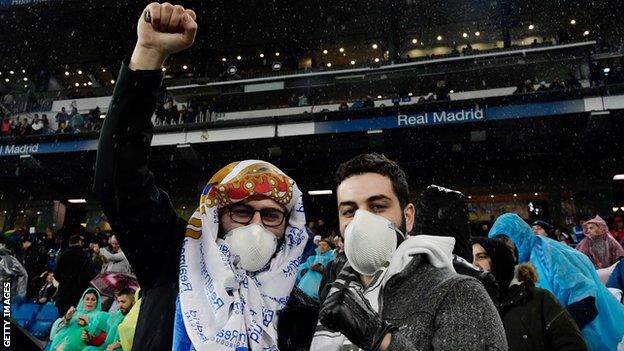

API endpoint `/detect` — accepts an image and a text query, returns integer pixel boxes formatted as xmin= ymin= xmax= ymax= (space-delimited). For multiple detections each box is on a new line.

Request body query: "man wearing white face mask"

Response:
xmin=94 ymin=4 xmax=312 ymax=350
xmin=311 ymin=153 xmax=506 ymax=351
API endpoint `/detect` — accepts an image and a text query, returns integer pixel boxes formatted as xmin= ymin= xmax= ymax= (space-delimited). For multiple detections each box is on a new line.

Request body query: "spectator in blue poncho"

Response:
xmin=489 ymin=213 xmax=624 ymax=351
xmin=296 ymin=239 xmax=335 ymax=300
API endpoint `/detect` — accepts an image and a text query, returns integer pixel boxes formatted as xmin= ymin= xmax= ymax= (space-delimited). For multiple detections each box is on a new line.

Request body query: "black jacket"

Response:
xmin=54 ymin=246 xmax=97 ymax=315
xmin=500 ymin=282 xmax=587 ymax=351
xmin=94 ymin=62 xmax=311 ymax=351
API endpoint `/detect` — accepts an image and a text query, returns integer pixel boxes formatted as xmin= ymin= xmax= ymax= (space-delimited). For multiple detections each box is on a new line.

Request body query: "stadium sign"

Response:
xmin=0 ymin=140 xmax=98 ymax=156
xmin=0 ymin=144 xmax=39 ymax=155
xmin=397 ymin=108 xmax=484 ymax=126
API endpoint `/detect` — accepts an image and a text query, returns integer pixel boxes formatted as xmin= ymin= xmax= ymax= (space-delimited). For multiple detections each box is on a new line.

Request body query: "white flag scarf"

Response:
xmin=174 ymin=160 xmax=308 ymax=351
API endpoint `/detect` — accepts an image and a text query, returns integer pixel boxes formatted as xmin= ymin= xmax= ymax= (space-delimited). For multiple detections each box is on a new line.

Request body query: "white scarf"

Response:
xmin=310 ymin=235 xmax=456 ymax=351
xmin=177 ymin=160 xmax=308 ymax=351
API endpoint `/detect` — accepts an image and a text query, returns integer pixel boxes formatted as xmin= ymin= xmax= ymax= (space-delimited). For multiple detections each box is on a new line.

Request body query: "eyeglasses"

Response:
xmin=227 ymin=204 xmax=287 ymax=228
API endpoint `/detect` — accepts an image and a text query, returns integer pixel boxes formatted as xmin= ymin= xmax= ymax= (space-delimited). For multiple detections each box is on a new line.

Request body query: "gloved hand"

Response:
xmin=319 ymin=286 xmax=397 ymax=351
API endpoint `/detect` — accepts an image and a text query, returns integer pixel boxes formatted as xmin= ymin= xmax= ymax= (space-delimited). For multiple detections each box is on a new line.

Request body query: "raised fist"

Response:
xmin=130 ymin=2 xmax=197 ymax=70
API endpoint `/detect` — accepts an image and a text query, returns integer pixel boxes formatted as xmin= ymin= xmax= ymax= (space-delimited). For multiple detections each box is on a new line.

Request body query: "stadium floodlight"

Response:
xmin=350 ymin=60 xmax=356 ymax=65
xmin=23 ymin=77 xmax=27 ymax=81
xmin=374 ymin=58 xmax=380 ymax=63
xmin=102 ymin=68 xmax=106 ymax=72
xmin=308 ymin=190 xmax=333 ymax=196
xmin=65 ymin=71 xmax=70 ymax=76
xmin=583 ymin=30 xmax=590 ymax=36
xmin=83 ymin=83 xmax=87 ymax=86
xmin=260 ymin=53 xmax=265 ymax=58
xmin=412 ymin=38 xmax=417 ymax=44
xmin=513 ymin=193 xmax=518 ymax=197
xmin=534 ymin=192 xmax=539 ymax=196
xmin=604 ymin=68 xmax=611 ymax=73
xmin=271 ymin=61 xmax=282 ymax=71
xmin=570 ymin=19 xmax=576 ymax=25
xmin=322 ymin=49 xmax=328 ymax=54
xmin=468 ymin=196 xmax=472 ymax=199
xmin=21 ymin=69 xmax=25 ymax=73
xmin=221 ymin=57 xmax=227 ymax=62
xmin=614 ymin=174 xmax=624 ymax=180
xmin=475 ymin=31 xmax=481 ymax=36
xmin=275 ymin=52 xmax=280 ymax=56
xmin=408 ymin=92 xmax=413 ymax=96
xmin=74 ymin=83 xmax=79 ymax=87
xmin=490 ymin=195 xmax=494 ymax=198
xmin=372 ymin=44 xmax=378 ymax=49
xmin=68 ymin=199 xmax=87 ymax=203
xmin=339 ymin=47 xmax=345 ymax=53
xmin=87 ymin=82 xmax=92 ymax=86
xmin=77 ymin=70 xmax=83 ymax=74
xmin=326 ymin=63 xmax=332 ymax=67
xmin=236 ymin=55 xmax=242 ymax=60
xmin=462 ymin=33 xmax=468 ymax=38
xmin=183 ymin=65 xmax=188 ymax=70
xmin=4 ymin=78 xmax=8 ymax=83
xmin=110 ymin=79 xmax=115 ymax=84
xmin=9 ymin=70 xmax=14 ymax=74
xmin=161 ymin=67 xmax=167 ymax=72
xmin=528 ymin=24 xmax=534 ymax=30
xmin=437 ymin=35 xmax=442 ymax=41
xmin=377 ymin=95 xmax=382 ymax=99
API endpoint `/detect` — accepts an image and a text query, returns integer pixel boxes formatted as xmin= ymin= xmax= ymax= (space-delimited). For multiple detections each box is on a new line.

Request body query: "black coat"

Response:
xmin=54 ymin=246 xmax=97 ymax=315
xmin=500 ymin=282 xmax=587 ymax=351
xmin=94 ymin=61 xmax=312 ymax=351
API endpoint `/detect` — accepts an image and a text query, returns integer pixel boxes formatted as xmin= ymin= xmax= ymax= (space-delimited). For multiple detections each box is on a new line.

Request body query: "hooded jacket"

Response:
xmin=473 ymin=237 xmax=586 ymax=351
xmin=576 ymin=215 xmax=624 ymax=269
xmin=489 ymin=213 xmax=624 ymax=351
xmin=414 ymin=185 xmax=500 ymax=305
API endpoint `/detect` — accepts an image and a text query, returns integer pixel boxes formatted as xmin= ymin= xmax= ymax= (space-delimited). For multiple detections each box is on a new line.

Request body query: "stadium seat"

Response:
xmin=29 ymin=319 xmax=54 ymax=339
xmin=13 ymin=307 xmax=37 ymax=321
xmin=11 ymin=294 xmax=27 ymax=307
xmin=37 ymin=304 xmax=59 ymax=321
xmin=16 ymin=303 xmax=40 ymax=316
xmin=13 ymin=318 xmax=31 ymax=329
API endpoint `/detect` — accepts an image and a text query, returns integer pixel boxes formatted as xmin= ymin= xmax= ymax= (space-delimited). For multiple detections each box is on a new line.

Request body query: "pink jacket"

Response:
xmin=576 ymin=215 xmax=624 ymax=269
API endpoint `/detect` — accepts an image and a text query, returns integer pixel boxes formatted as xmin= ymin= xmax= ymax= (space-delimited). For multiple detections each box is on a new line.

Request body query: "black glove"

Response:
xmin=319 ymin=286 xmax=397 ymax=351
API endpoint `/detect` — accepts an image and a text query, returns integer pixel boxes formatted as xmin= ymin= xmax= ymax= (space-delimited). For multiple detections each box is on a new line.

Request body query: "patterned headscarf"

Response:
xmin=173 ymin=160 xmax=308 ymax=351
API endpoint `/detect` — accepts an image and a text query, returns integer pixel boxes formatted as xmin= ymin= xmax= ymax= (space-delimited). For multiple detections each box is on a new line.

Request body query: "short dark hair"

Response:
xmin=118 ymin=287 xmax=136 ymax=299
xmin=69 ymin=235 xmax=83 ymax=246
xmin=335 ymin=153 xmax=410 ymax=209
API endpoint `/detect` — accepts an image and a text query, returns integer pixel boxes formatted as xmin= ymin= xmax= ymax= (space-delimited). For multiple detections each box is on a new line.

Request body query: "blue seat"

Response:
xmin=14 ymin=318 xmax=31 ymax=329
xmin=17 ymin=303 xmax=40 ymax=315
xmin=37 ymin=304 xmax=59 ymax=321
xmin=12 ymin=307 xmax=37 ymax=321
xmin=29 ymin=319 xmax=54 ymax=339
xmin=11 ymin=295 xmax=27 ymax=307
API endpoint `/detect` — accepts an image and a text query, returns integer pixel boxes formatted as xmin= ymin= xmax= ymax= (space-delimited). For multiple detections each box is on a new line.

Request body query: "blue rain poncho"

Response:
xmin=489 ymin=213 xmax=624 ymax=351
xmin=296 ymin=248 xmax=335 ymax=300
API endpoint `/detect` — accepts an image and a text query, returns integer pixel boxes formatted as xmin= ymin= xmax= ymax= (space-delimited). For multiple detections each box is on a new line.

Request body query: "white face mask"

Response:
xmin=343 ymin=209 xmax=404 ymax=276
xmin=224 ymin=223 xmax=278 ymax=272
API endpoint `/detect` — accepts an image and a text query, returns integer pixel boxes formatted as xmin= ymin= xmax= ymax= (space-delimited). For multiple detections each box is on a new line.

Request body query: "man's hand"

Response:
xmin=130 ymin=2 xmax=198 ymax=70
xmin=319 ymin=287 xmax=397 ymax=351
xmin=106 ymin=341 xmax=121 ymax=351
xmin=310 ymin=263 xmax=324 ymax=272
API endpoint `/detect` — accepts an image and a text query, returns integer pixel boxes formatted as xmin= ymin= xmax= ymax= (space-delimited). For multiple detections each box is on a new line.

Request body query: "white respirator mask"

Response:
xmin=343 ymin=209 xmax=404 ymax=276
xmin=224 ymin=223 xmax=278 ymax=272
